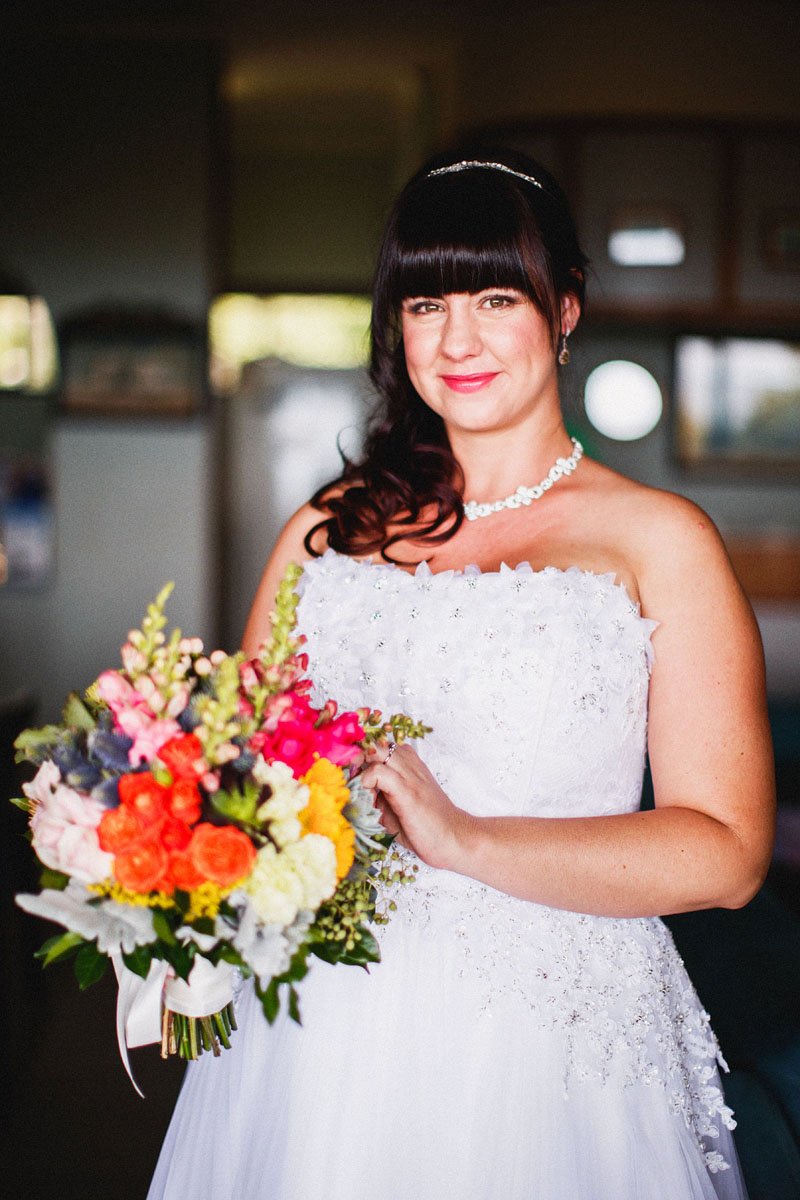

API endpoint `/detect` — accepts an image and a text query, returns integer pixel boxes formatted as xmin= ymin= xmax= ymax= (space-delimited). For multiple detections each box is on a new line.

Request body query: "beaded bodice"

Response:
xmin=295 ymin=551 xmax=736 ymax=1172
xmin=296 ymin=549 xmax=658 ymax=822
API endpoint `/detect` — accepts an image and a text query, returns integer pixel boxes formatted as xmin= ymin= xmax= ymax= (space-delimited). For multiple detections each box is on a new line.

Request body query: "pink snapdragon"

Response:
xmin=95 ymin=669 xmax=181 ymax=764
xmin=96 ymin=670 xmax=151 ymax=716
xmin=116 ymin=709 xmax=182 ymax=766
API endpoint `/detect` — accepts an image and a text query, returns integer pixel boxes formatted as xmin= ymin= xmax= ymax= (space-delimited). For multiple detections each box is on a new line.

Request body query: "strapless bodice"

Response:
xmin=296 ymin=549 xmax=658 ymax=821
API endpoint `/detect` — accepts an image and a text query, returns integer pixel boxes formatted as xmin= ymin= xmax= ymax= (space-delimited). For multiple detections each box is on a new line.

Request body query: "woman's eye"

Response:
xmin=405 ymin=299 xmax=443 ymax=315
xmin=482 ymin=294 xmax=517 ymax=309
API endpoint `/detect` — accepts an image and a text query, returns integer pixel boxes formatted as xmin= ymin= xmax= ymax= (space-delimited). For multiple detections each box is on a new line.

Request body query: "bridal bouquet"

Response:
xmin=13 ymin=565 xmax=426 ymax=1089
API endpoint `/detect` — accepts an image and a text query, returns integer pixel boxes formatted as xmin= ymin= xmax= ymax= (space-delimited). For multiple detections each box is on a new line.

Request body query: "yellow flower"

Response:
xmin=299 ymin=758 xmax=356 ymax=879
xmin=186 ymin=880 xmax=233 ymax=921
xmin=88 ymin=880 xmax=173 ymax=909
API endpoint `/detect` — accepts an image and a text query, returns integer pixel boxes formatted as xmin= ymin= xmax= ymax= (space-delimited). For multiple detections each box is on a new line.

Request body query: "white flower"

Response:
xmin=253 ymin=757 xmax=308 ymax=848
xmin=222 ymin=893 xmax=291 ymax=986
xmin=23 ymin=759 xmax=61 ymax=806
xmin=243 ymin=835 xmax=337 ymax=928
xmin=286 ymin=835 xmax=338 ymax=911
xmin=244 ymin=844 xmax=306 ymax=926
xmin=16 ymin=882 xmax=154 ymax=954
xmin=26 ymin=762 xmax=114 ymax=884
xmin=175 ymin=925 xmax=219 ymax=953
xmin=704 ymin=1151 xmax=730 ymax=1174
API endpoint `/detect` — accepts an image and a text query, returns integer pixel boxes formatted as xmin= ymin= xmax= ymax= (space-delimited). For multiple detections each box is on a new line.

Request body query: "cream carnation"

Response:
xmin=254 ymin=758 xmax=308 ymax=848
xmin=284 ymin=835 xmax=338 ymax=911
xmin=244 ymin=843 xmax=307 ymax=927
xmin=244 ymin=835 xmax=337 ymax=928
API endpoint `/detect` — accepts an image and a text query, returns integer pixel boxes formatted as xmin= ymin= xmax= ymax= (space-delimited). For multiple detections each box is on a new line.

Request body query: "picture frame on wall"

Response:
xmin=0 ymin=453 xmax=54 ymax=588
xmin=673 ymin=334 xmax=800 ymax=471
xmin=59 ymin=310 xmax=206 ymax=418
xmin=761 ymin=209 xmax=800 ymax=272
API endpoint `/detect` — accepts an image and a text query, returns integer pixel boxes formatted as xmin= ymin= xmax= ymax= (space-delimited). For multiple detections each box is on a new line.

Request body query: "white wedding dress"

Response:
xmin=149 ymin=549 xmax=748 ymax=1200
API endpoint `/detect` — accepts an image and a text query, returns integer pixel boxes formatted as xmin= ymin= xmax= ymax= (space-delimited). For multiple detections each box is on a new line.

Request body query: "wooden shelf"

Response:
xmin=725 ymin=536 xmax=800 ymax=603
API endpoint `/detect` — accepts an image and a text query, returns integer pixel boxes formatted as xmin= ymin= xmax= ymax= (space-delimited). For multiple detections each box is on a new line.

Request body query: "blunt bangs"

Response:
xmin=388 ymin=172 xmax=543 ymax=305
xmin=388 ymin=236 xmax=536 ymax=305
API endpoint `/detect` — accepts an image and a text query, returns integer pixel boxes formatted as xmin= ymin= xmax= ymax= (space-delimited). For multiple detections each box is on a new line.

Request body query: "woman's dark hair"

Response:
xmin=304 ymin=147 xmax=589 ymax=562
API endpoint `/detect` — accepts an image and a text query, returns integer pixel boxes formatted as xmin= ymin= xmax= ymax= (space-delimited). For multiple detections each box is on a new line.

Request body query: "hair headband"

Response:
xmin=427 ymin=159 xmax=546 ymax=192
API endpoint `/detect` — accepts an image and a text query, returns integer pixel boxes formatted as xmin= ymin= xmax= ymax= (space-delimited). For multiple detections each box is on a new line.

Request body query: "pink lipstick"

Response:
xmin=440 ymin=372 xmax=499 ymax=393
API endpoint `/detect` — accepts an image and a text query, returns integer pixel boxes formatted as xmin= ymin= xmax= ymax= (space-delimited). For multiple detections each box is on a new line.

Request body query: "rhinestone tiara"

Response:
xmin=427 ymin=159 xmax=546 ymax=192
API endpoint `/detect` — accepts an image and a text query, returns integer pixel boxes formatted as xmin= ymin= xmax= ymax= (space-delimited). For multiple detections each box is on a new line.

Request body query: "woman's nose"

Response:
xmin=439 ymin=307 xmax=482 ymax=360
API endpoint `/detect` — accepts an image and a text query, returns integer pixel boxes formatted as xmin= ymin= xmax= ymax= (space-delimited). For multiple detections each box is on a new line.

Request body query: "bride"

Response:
xmin=149 ymin=151 xmax=773 ymax=1199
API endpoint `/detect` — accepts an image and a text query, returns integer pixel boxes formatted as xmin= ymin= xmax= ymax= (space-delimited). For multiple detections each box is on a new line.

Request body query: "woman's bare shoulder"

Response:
xmin=578 ymin=460 xmax=737 ymax=607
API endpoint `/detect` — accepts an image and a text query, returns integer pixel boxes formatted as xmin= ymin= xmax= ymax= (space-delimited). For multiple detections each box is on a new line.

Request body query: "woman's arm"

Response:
xmin=363 ymin=496 xmax=775 ymax=918
xmin=240 ymin=504 xmax=320 ymax=657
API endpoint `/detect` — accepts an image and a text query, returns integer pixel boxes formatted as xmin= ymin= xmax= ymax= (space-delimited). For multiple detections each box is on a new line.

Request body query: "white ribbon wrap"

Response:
xmin=111 ymin=955 xmax=236 ymax=1097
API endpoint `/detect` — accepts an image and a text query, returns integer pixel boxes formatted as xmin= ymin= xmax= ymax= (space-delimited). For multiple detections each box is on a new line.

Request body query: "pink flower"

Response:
xmin=239 ymin=660 xmax=262 ymax=694
xmin=114 ymin=707 xmax=182 ymax=766
xmin=95 ymin=670 xmax=150 ymax=715
xmin=25 ymin=762 xmax=114 ymax=884
xmin=313 ymin=712 xmax=364 ymax=767
xmin=251 ymin=721 xmax=317 ymax=777
xmin=249 ymin=691 xmax=364 ymax=776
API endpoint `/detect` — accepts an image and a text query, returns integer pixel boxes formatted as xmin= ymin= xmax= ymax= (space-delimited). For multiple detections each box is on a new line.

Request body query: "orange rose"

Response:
xmin=169 ymin=779 xmax=202 ymax=825
xmin=114 ymin=840 xmax=170 ymax=893
xmin=160 ymin=815 xmax=193 ymax=852
xmin=98 ymin=803 xmax=149 ymax=854
xmin=118 ymin=773 xmax=170 ymax=829
xmin=158 ymin=733 xmax=206 ymax=780
xmin=188 ymin=823 xmax=256 ymax=887
xmin=167 ymin=850 xmax=206 ymax=892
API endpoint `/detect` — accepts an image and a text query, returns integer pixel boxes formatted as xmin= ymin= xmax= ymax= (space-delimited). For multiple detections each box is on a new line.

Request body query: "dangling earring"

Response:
xmin=558 ymin=331 xmax=570 ymax=366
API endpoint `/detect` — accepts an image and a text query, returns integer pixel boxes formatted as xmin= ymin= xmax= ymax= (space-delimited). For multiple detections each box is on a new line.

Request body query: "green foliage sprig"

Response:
xmin=359 ymin=710 xmax=433 ymax=747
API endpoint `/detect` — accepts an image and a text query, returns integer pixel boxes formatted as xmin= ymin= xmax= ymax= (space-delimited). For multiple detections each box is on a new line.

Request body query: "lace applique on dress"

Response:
xmin=296 ymin=550 xmax=734 ymax=1171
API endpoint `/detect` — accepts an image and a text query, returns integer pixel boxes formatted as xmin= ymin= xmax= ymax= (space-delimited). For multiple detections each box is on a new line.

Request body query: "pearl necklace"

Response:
xmin=463 ymin=439 xmax=584 ymax=521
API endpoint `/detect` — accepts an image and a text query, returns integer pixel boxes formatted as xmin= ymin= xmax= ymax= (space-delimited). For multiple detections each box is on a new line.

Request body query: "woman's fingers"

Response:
xmin=375 ymin=794 xmax=402 ymax=836
xmin=361 ymin=750 xmax=407 ymax=836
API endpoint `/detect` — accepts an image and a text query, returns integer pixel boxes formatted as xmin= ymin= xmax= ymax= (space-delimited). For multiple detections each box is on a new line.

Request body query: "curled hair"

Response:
xmin=305 ymin=148 xmax=588 ymax=562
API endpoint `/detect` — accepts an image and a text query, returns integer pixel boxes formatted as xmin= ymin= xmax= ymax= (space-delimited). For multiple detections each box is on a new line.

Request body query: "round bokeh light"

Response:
xmin=584 ymin=360 xmax=663 ymax=441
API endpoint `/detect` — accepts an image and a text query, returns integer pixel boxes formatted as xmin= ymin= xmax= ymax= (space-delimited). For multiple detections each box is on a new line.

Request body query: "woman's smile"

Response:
xmin=440 ymin=371 xmax=500 ymax=393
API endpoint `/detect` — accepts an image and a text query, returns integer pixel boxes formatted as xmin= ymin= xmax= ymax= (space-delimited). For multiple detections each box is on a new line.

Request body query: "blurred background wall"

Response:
xmin=0 ymin=2 xmax=799 ymax=1198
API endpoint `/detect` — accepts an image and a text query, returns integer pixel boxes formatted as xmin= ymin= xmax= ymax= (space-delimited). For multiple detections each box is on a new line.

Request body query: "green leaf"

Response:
xmin=152 ymin=910 xmax=177 ymax=945
xmin=281 ymin=946 xmax=310 ymax=985
xmin=288 ymin=985 xmax=302 ymax=1025
xmin=211 ymin=780 xmax=259 ymax=825
xmin=9 ymin=796 xmax=32 ymax=814
xmin=75 ymin=942 xmax=108 ymax=990
xmin=35 ymin=930 xmax=85 ymax=967
xmin=354 ymin=927 xmax=381 ymax=963
xmin=309 ymin=940 xmax=342 ymax=965
xmin=257 ymin=979 xmax=281 ymax=1024
xmin=161 ymin=941 xmax=194 ymax=981
xmin=214 ymin=944 xmax=246 ymax=967
xmin=338 ymin=928 xmax=381 ymax=967
xmin=13 ymin=725 xmax=63 ymax=763
xmin=62 ymin=692 xmax=96 ymax=732
xmin=122 ymin=945 xmax=154 ymax=980
xmin=39 ymin=867 xmax=70 ymax=891
xmin=190 ymin=917 xmax=216 ymax=938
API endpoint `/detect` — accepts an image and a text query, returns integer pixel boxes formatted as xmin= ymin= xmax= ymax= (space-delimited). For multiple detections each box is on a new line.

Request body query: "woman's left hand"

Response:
xmin=360 ymin=744 xmax=474 ymax=871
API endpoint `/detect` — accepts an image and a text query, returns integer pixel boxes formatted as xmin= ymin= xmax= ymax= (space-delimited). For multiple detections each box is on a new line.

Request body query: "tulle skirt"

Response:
xmin=148 ymin=889 xmax=747 ymax=1200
